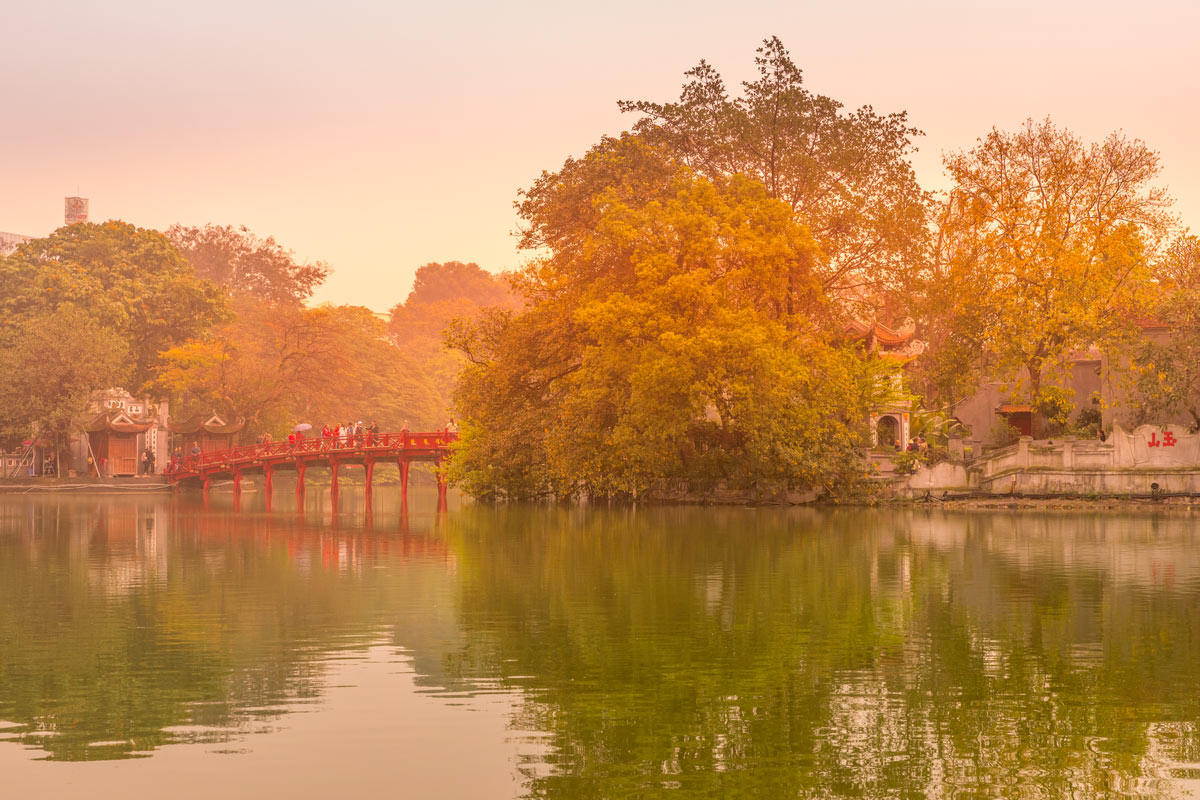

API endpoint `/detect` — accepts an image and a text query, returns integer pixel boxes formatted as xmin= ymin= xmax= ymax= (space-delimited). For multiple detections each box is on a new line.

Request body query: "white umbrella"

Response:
xmin=292 ymin=423 xmax=313 ymax=432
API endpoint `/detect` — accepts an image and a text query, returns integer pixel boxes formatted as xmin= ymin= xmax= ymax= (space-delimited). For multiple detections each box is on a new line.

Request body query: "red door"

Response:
xmin=109 ymin=435 xmax=139 ymax=476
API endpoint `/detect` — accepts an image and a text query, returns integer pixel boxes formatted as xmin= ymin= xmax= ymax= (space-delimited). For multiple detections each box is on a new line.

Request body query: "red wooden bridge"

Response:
xmin=167 ymin=430 xmax=457 ymax=510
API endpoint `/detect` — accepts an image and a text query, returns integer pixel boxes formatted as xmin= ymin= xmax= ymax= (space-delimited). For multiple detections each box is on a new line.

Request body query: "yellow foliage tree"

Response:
xmin=923 ymin=118 xmax=1171 ymax=426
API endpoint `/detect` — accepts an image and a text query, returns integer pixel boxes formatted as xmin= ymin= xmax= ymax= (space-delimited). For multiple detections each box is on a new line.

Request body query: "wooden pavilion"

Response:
xmin=86 ymin=412 xmax=153 ymax=476
xmin=169 ymin=413 xmax=246 ymax=453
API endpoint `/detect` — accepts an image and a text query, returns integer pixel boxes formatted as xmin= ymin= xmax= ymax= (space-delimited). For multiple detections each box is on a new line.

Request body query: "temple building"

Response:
xmin=70 ymin=389 xmax=169 ymax=477
xmin=85 ymin=412 xmax=154 ymax=477
xmin=845 ymin=319 xmax=926 ymax=449
xmin=169 ymin=413 xmax=246 ymax=454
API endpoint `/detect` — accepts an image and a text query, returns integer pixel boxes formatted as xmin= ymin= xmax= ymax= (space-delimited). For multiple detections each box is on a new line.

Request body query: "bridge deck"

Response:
xmin=168 ymin=431 xmax=457 ymax=509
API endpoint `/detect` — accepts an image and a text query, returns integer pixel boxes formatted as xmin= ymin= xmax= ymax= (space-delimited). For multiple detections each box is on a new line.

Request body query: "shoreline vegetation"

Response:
xmin=2 ymin=40 xmax=1195 ymax=503
xmin=7 ymin=477 xmax=1200 ymax=514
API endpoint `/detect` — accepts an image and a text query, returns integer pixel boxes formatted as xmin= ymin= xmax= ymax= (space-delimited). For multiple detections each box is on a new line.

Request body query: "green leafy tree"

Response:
xmin=0 ymin=306 xmax=128 ymax=457
xmin=0 ymin=221 xmax=227 ymax=387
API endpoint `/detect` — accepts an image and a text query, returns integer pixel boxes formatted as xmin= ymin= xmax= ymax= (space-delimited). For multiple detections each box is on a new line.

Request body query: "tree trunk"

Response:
xmin=1027 ymin=362 xmax=1043 ymax=439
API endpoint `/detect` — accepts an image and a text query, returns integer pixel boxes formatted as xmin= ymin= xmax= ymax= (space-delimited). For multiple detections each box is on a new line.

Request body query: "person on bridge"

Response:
xmin=191 ymin=441 xmax=201 ymax=456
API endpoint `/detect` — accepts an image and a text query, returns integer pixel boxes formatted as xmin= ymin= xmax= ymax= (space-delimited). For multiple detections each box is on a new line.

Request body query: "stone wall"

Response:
xmin=889 ymin=424 xmax=1200 ymax=497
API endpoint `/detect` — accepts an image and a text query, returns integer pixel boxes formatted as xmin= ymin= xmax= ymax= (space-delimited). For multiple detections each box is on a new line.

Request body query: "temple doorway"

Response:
xmin=877 ymin=415 xmax=900 ymax=449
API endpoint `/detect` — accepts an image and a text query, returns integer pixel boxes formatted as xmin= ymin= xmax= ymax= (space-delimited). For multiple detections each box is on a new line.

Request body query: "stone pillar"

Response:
xmin=1062 ymin=436 xmax=1076 ymax=470
xmin=1018 ymin=436 xmax=1032 ymax=469
xmin=948 ymin=436 xmax=965 ymax=462
xmin=155 ymin=396 xmax=170 ymax=475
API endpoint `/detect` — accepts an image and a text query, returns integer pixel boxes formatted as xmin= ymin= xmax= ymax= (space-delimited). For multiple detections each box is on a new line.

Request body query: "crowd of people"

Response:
xmin=260 ymin=420 xmax=386 ymax=451
xmin=905 ymin=435 xmax=929 ymax=453
xmin=163 ymin=419 xmax=458 ymax=473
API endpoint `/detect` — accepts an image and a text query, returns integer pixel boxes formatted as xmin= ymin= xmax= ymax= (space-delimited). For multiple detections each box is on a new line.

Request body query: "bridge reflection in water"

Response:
xmin=166 ymin=431 xmax=457 ymax=511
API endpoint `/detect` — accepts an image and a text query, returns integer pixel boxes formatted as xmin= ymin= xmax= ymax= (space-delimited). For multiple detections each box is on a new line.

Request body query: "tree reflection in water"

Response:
xmin=0 ymin=492 xmax=454 ymax=761
xmin=438 ymin=506 xmax=1200 ymax=799
xmin=1 ymin=497 xmax=1200 ymax=799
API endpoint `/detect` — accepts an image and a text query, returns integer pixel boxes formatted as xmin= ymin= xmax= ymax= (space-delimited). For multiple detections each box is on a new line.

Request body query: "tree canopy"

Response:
xmin=0 ymin=221 xmax=227 ymax=389
xmin=616 ymin=36 xmax=930 ymax=312
xmin=451 ymin=145 xmax=889 ymax=500
xmin=388 ymin=261 xmax=520 ymax=410
xmin=166 ymin=223 xmax=330 ymax=306
xmin=155 ymin=298 xmax=443 ymax=437
xmin=919 ymin=118 xmax=1171 ymax=419
xmin=0 ymin=306 xmax=128 ymax=454
xmin=1130 ymin=236 xmax=1200 ymax=425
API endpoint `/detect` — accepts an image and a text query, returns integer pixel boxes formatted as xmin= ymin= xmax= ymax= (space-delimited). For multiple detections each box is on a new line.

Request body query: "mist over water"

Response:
xmin=2 ymin=492 xmax=1200 ymax=798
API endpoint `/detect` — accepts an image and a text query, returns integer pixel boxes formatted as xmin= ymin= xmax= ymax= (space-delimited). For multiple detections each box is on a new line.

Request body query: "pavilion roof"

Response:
xmin=169 ymin=413 xmax=246 ymax=435
xmin=85 ymin=412 xmax=153 ymax=434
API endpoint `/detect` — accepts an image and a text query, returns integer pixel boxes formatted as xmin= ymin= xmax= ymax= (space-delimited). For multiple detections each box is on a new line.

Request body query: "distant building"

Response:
xmin=64 ymin=196 xmax=88 ymax=225
xmin=0 ymin=231 xmax=31 ymax=256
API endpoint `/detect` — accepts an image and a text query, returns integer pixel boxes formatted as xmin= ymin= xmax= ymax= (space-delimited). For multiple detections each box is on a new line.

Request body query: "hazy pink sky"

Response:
xmin=3 ymin=0 xmax=1197 ymax=310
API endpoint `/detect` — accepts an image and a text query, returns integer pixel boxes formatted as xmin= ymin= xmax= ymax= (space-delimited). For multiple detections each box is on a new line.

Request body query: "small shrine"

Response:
xmin=169 ymin=413 xmax=246 ymax=453
xmin=844 ymin=319 xmax=927 ymax=450
xmin=86 ymin=412 xmax=153 ymax=476
xmin=75 ymin=388 xmax=166 ymax=477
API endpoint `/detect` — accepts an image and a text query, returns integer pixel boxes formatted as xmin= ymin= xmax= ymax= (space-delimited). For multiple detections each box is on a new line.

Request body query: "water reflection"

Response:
xmin=437 ymin=507 xmax=1200 ymax=798
xmin=1 ymin=497 xmax=1200 ymax=798
xmin=0 ymin=490 xmax=457 ymax=762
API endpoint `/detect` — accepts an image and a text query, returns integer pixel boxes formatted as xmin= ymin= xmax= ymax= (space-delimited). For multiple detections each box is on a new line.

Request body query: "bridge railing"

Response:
xmin=167 ymin=430 xmax=458 ymax=476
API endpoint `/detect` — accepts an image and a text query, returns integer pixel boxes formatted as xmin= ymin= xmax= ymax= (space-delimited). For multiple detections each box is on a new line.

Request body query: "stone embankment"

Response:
xmin=0 ymin=476 xmax=170 ymax=493
xmin=889 ymin=424 xmax=1200 ymax=499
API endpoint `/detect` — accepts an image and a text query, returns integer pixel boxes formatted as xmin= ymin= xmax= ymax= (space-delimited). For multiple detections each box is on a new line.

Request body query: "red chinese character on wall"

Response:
xmin=1149 ymin=431 xmax=1178 ymax=448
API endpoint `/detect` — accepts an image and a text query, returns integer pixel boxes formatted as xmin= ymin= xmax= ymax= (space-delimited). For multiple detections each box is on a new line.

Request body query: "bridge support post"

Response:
xmin=232 ymin=469 xmax=242 ymax=511
xmin=364 ymin=458 xmax=375 ymax=502
xmin=330 ymin=458 xmax=340 ymax=500
xmin=399 ymin=458 xmax=410 ymax=511
xmin=202 ymin=473 xmax=212 ymax=500
xmin=296 ymin=460 xmax=307 ymax=505
xmin=436 ymin=459 xmax=448 ymax=512
xmin=263 ymin=465 xmax=274 ymax=512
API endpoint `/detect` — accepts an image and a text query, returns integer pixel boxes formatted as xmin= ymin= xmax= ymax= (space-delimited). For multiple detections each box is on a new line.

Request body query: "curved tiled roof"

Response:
xmin=86 ymin=413 xmax=153 ymax=434
xmin=169 ymin=414 xmax=246 ymax=435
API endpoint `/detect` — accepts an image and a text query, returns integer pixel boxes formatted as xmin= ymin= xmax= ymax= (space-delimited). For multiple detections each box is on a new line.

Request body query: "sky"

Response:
xmin=2 ymin=0 xmax=1198 ymax=311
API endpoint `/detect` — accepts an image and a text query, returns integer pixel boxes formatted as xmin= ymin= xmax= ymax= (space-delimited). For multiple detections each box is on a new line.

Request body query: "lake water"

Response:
xmin=2 ymin=490 xmax=1200 ymax=798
